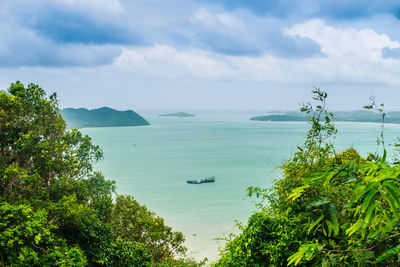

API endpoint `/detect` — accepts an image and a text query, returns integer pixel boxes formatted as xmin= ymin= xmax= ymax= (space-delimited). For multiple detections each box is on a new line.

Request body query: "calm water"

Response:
xmin=81 ymin=118 xmax=400 ymax=261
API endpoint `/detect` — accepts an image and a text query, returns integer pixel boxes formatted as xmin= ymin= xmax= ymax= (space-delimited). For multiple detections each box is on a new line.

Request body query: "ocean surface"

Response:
xmin=81 ymin=117 xmax=400 ymax=262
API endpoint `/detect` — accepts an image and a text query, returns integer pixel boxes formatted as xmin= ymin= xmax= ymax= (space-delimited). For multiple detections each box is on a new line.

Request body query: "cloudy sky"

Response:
xmin=1 ymin=0 xmax=400 ymax=112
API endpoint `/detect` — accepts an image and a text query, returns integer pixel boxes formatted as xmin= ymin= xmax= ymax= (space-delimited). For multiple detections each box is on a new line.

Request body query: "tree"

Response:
xmin=0 ymin=201 xmax=87 ymax=266
xmin=0 ymin=82 xmax=200 ymax=266
xmin=112 ymin=195 xmax=186 ymax=263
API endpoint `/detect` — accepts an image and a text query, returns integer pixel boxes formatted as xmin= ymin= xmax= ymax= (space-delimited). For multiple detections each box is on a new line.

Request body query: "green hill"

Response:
xmin=61 ymin=107 xmax=150 ymax=128
xmin=250 ymin=110 xmax=400 ymax=123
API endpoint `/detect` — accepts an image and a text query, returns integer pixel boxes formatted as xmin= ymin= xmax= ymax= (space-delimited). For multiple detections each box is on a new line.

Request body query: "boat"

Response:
xmin=187 ymin=176 xmax=215 ymax=184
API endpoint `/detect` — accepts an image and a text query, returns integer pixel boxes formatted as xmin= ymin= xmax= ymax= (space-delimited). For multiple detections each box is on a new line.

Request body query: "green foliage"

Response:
xmin=0 ymin=82 xmax=199 ymax=266
xmin=374 ymin=244 xmax=400 ymax=264
xmin=216 ymin=210 xmax=304 ymax=266
xmin=109 ymin=240 xmax=152 ymax=267
xmin=0 ymin=201 xmax=87 ymax=266
xmin=217 ymin=89 xmax=400 ymax=266
xmin=112 ymin=195 xmax=187 ymax=263
xmin=287 ymin=242 xmax=323 ymax=266
xmin=158 ymin=257 xmax=208 ymax=267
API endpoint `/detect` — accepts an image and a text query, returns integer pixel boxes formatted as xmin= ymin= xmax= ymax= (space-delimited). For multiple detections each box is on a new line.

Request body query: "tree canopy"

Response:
xmin=0 ymin=82 xmax=203 ymax=266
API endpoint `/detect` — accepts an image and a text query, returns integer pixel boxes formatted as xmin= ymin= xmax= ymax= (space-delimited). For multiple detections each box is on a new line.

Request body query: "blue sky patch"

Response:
xmin=24 ymin=5 xmax=143 ymax=45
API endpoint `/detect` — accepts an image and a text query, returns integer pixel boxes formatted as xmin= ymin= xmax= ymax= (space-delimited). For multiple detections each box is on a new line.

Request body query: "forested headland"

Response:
xmin=61 ymin=107 xmax=150 ymax=129
xmin=250 ymin=110 xmax=400 ymax=123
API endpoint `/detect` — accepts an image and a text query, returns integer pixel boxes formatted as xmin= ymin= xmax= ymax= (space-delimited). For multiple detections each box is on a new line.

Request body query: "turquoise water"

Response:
xmin=81 ymin=118 xmax=400 ymax=261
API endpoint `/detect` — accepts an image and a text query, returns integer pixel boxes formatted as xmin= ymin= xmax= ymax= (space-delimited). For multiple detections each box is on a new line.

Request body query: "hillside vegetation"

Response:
xmin=0 ymin=82 xmax=203 ymax=266
xmin=217 ymin=89 xmax=400 ymax=266
xmin=251 ymin=110 xmax=400 ymax=123
xmin=61 ymin=107 xmax=149 ymax=129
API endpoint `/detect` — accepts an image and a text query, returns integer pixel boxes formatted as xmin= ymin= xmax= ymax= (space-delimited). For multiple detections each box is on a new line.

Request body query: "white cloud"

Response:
xmin=283 ymin=19 xmax=400 ymax=61
xmin=114 ymin=45 xmax=234 ymax=79
xmin=114 ymin=27 xmax=400 ymax=86
xmin=47 ymin=0 xmax=123 ymax=14
xmin=191 ymin=8 xmax=244 ymax=31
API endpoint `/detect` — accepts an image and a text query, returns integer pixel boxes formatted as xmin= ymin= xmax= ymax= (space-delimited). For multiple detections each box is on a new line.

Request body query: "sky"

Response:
xmin=1 ymin=0 xmax=400 ymax=112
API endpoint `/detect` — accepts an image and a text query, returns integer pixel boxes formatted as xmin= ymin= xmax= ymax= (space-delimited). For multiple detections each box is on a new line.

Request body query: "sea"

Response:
xmin=81 ymin=115 xmax=400 ymax=262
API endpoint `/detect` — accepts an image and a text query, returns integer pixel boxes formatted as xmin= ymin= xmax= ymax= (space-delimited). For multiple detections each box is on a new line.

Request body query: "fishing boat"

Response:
xmin=187 ymin=176 xmax=215 ymax=184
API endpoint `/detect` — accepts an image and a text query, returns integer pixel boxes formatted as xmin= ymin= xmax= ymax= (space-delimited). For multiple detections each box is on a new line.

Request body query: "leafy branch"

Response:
xmin=299 ymin=88 xmax=337 ymax=163
xmin=364 ymin=96 xmax=386 ymax=159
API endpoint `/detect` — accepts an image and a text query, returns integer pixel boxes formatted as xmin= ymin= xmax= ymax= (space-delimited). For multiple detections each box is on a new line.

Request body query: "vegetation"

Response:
xmin=5 ymin=81 xmax=400 ymax=266
xmin=217 ymin=88 xmax=400 ymax=266
xmin=0 ymin=82 xmax=203 ymax=266
xmin=61 ymin=107 xmax=150 ymax=129
xmin=159 ymin=112 xmax=196 ymax=118
xmin=250 ymin=110 xmax=400 ymax=123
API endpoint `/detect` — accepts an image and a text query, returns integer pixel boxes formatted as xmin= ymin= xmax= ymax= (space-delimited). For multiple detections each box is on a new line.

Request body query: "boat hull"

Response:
xmin=187 ymin=177 xmax=215 ymax=184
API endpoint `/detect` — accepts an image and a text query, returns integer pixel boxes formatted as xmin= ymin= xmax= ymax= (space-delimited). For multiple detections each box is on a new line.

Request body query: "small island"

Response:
xmin=61 ymin=107 xmax=150 ymax=128
xmin=159 ymin=112 xmax=196 ymax=118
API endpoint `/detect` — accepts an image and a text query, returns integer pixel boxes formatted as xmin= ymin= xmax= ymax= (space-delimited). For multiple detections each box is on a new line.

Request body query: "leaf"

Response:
xmin=306 ymin=198 xmax=330 ymax=209
xmin=308 ymin=215 xmax=324 ymax=235
xmin=328 ymin=205 xmax=339 ymax=236
xmin=383 ymin=183 xmax=400 ymax=208
xmin=326 ymin=220 xmax=333 ymax=237
xmin=380 ymin=177 xmax=400 ymax=184
xmin=288 ymin=248 xmax=305 ymax=266
xmin=346 ymin=219 xmax=364 ymax=236
xmin=374 ymin=244 xmax=400 ymax=264
xmin=323 ymin=171 xmax=338 ymax=188
xmin=362 ymin=188 xmax=378 ymax=212
xmin=349 ymin=184 xmax=364 ymax=206
xmin=364 ymin=202 xmax=378 ymax=224
xmin=385 ymin=193 xmax=399 ymax=220
xmin=305 ymin=173 xmax=326 ymax=184
xmin=287 ymin=185 xmax=311 ymax=201
xmin=288 ymin=243 xmax=320 ymax=266
xmin=381 ymin=149 xmax=387 ymax=163
xmin=350 ymin=182 xmax=378 ymax=207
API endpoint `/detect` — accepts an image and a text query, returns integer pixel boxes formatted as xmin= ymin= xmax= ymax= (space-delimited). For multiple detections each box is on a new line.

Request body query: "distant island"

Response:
xmin=159 ymin=112 xmax=196 ymax=117
xmin=250 ymin=110 xmax=400 ymax=123
xmin=61 ymin=107 xmax=150 ymax=128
